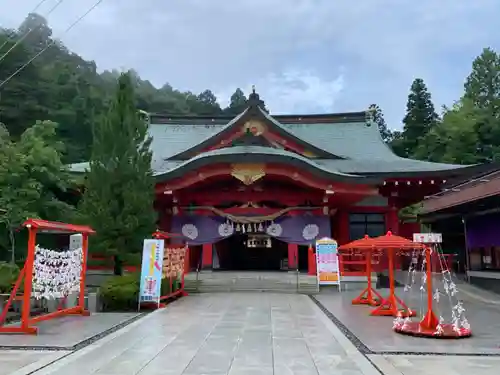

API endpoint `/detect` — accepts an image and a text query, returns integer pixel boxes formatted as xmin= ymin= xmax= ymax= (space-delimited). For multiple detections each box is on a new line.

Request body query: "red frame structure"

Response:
xmin=0 ymin=219 xmax=95 ymax=335
xmin=342 ymin=232 xmax=424 ymax=317
xmin=394 ymin=246 xmax=472 ymax=338
xmin=151 ymin=231 xmax=189 ymax=307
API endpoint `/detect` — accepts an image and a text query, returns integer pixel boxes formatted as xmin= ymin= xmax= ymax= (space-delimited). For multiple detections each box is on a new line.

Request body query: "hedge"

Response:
xmin=99 ymin=274 xmax=181 ymax=311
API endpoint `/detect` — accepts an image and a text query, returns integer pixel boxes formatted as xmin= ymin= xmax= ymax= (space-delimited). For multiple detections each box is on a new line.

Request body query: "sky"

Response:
xmin=1 ymin=0 xmax=499 ymax=130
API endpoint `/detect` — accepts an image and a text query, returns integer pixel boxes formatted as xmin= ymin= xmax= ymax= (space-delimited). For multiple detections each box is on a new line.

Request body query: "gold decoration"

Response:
xmin=231 ymin=163 xmax=266 ymax=185
xmin=242 ymin=120 xmax=265 ymax=136
xmin=302 ymin=150 xmax=317 ymax=158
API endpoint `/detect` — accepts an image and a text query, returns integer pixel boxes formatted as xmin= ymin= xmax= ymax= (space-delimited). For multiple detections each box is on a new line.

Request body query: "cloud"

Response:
xmin=1 ymin=0 xmax=500 ymax=128
xmin=217 ymin=69 xmax=345 ymax=114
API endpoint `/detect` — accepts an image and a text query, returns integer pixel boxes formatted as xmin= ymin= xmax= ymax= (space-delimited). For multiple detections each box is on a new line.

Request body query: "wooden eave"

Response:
xmin=422 ymin=168 xmax=500 ymax=214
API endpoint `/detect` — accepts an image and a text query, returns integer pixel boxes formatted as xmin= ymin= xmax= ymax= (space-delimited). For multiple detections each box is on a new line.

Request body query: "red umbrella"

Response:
xmin=368 ymin=231 xmax=425 ymax=250
xmin=360 ymin=231 xmax=424 ymax=317
xmin=339 ymin=235 xmax=382 ymax=306
xmin=338 ymin=235 xmax=375 ymax=251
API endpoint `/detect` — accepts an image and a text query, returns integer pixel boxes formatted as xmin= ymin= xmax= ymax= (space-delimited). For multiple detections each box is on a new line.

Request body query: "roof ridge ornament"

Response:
xmin=248 ymin=85 xmax=265 ymax=109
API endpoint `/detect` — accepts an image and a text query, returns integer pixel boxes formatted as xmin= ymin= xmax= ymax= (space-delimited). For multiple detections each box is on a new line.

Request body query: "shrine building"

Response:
xmin=70 ymin=89 xmax=488 ymax=274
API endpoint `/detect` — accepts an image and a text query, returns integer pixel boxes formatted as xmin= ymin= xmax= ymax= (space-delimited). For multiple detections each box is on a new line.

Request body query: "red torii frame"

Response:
xmin=0 ymin=219 xmax=95 ymax=335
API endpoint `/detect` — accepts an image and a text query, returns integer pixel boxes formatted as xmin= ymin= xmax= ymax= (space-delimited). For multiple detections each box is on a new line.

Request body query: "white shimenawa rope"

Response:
xmin=0 ymin=0 xmax=105 ymax=90
xmin=0 ymin=0 xmax=50 ymax=52
xmin=0 ymin=0 xmax=66 ymax=65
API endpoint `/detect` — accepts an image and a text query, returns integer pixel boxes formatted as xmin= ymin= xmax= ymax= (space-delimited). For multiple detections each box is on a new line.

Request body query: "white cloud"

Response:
xmin=216 ymin=69 xmax=345 ymax=114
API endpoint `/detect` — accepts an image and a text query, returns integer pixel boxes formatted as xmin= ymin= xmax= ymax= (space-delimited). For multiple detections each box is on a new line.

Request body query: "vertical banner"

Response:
xmin=139 ymin=239 xmax=165 ymax=307
xmin=315 ymin=237 xmax=340 ymax=288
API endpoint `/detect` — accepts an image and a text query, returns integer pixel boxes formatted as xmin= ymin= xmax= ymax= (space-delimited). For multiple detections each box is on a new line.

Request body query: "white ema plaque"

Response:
xmin=413 ymin=233 xmax=442 ymax=243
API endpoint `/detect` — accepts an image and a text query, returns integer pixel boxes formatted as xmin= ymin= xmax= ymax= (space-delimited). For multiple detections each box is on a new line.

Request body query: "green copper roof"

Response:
xmin=281 ymin=120 xmax=397 ymax=161
xmin=68 ymin=105 xmax=476 ymax=179
xmin=154 ymin=145 xmax=377 ymax=183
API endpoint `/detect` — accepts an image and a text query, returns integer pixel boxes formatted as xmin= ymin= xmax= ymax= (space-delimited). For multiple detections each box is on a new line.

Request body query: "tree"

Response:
xmin=463 ymin=48 xmax=500 ymax=160
xmin=0 ymin=121 xmax=74 ymax=262
xmin=398 ymin=78 xmax=439 ymax=157
xmin=224 ymin=88 xmax=247 ymax=115
xmin=368 ymin=104 xmax=393 ymax=144
xmin=17 ymin=12 xmax=53 ymax=54
xmin=0 ymin=32 xmax=48 ymax=138
xmin=413 ymin=99 xmax=481 ymax=164
xmin=196 ymin=89 xmax=222 ymax=115
xmin=80 ymin=72 xmax=156 ymax=275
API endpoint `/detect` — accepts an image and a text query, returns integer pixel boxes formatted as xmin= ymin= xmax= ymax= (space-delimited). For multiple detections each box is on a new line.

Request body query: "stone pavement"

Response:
xmin=315 ymin=288 xmax=500 ymax=355
xmin=0 ymin=351 xmax=69 ymax=375
xmin=0 ymin=313 xmax=140 ymax=350
xmin=22 ymin=293 xmax=381 ymax=375
xmin=2 ymin=291 xmax=500 ymax=375
xmin=368 ymin=354 xmax=500 ymax=375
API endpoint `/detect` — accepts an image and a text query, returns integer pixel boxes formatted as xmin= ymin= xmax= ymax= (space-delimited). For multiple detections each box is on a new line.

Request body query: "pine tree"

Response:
xmin=80 ymin=72 xmax=156 ymax=275
xmin=399 ymin=78 xmax=439 ymax=158
xmin=368 ymin=104 xmax=393 ymax=144
xmin=224 ymin=88 xmax=248 ymax=115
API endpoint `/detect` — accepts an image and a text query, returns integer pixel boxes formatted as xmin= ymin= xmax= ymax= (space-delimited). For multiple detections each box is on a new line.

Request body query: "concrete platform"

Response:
xmin=0 ymin=313 xmax=143 ymax=350
xmin=314 ymin=288 xmax=500 ymax=355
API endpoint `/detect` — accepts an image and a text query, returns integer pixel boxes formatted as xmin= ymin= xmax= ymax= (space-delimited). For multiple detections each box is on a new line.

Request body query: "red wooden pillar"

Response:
xmin=337 ymin=210 xmax=350 ymax=245
xmin=184 ymin=247 xmax=190 ymax=273
xmin=201 ymin=243 xmax=213 ymax=270
xmin=308 ymin=245 xmax=316 ymax=275
xmin=386 ymin=203 xmax=400 ymax=235
xmin=288 ymin=243 xmax=298 ymax=269
xmin=386 ymin=202 xmax=401 ymax=269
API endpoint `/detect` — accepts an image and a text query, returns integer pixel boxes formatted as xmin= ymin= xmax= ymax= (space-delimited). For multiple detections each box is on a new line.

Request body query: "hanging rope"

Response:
xmin=181 ymin=206 xmax=320 ymax=223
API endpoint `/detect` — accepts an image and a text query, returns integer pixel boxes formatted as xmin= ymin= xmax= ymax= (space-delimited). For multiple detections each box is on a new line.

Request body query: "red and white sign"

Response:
xmin=413 ymin=233 xmax=442 ymax=243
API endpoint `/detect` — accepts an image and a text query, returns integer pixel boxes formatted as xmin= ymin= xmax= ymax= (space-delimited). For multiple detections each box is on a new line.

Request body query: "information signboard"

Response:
xmin=139 ymin=239 xmax=164 ymax=308
xmin=413 ymin=233 xmax=442 ymax=243
xmin=315 ymin=237 xmax=341 ymax=290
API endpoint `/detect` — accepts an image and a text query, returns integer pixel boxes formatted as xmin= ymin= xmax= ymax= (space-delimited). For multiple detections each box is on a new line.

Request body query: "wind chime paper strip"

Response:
xmin=139 ymin=239 xmax=164 ymax=304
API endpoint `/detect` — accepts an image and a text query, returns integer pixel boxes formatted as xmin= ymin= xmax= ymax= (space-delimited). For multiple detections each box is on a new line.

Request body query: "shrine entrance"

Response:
xmin=216 ymin=233 xmax=288 ymax=271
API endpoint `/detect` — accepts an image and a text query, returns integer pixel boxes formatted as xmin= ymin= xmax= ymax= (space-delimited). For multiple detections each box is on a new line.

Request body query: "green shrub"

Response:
xmin=0 ymin=262 xmax=20 ymax=294
xmin=99 ymin=273 xmax=139 ymax=311
xmin=122 ymin=253 xmax=142 ymax=266
xmin=100 ymin=274 xmax=183 ymax=311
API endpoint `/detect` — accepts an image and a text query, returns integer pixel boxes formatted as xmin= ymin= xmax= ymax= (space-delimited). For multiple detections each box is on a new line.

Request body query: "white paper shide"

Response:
xmin=32 ymin=245 xmax=83 ymax=300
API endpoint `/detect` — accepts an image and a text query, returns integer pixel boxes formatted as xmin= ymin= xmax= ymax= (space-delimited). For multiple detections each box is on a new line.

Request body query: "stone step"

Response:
xmin=185 ymin=281 xmax=318 ymax=294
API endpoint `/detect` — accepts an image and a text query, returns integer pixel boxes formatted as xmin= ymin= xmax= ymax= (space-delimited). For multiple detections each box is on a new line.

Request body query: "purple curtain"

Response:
xmin=171 ymin=215 xmax=331 ymax=245
xmin=466 ymin=213 xmax=500 ymax=248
